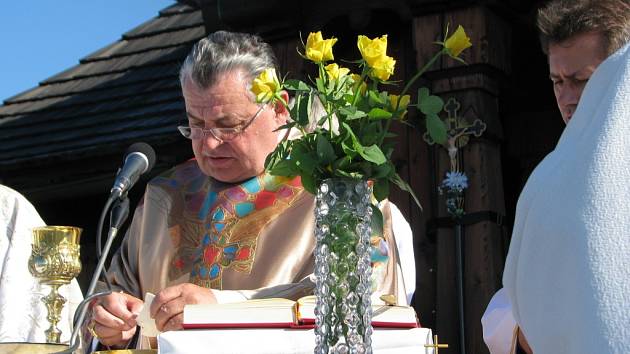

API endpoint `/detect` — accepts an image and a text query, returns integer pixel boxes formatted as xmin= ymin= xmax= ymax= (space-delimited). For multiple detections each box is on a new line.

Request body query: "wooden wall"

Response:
xmin=265 ymin=2 xmax=560 ymax=354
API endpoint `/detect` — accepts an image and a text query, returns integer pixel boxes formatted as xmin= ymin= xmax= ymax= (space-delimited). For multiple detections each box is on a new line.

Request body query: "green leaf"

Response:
xmin=292 ymin=145 xmax=318 ymax=175
xmin=372 ymin=162 xmax=393 ymax=179
xmin=426 ymin=113 xmax=448 ymax=145
xmin=290 ymin=93 xmax=312 ymax=128
xmin=339 ymin=106 xmax=367 ymax=120
xmin=360 ymin=145 xmax=387 ymax=165
xmin=373 ymin=178 xmax=390 ymax=202
xmin=367 ymin=108 xmax=393 ymax=120
xmin=341 ymin=139 xmax=357 ymax=157
xmin=342 ymin=122 xmax=364 ymax=152
xmin=274 ymin=121 xmax=297 ymax=132
xmin=316 ymin=77 xmax=326 ymax=94
xmin=316 ymin=134 xmax=336 ymax=164
xmin=264 ymin=139 xmax=290 ymax=171
xmin=417 ymin=87 xmax=444 ymax=115
xmin=333 ymin=156 xmax=352 ymax=170
xmin=390 ymin=172 xmax=422 ymax=210
xmin=300 ymin=172 xmax=317 ymax=194
xmin=368 ymin=89 xmax=385 ymax=106
xmin=270 ymin=159 xmax=298 ymax=176
xmin=370 ymin=204 xmax=384 ymax=236
xmin=418 ymin=87 xmax=430 ymax=102
xmin=284 ymin=79 xmax=310 ymax=91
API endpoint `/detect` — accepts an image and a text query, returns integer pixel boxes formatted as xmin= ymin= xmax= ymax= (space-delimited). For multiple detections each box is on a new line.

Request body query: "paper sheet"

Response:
xmin=136 ymin=292 xmax=160 ymax=337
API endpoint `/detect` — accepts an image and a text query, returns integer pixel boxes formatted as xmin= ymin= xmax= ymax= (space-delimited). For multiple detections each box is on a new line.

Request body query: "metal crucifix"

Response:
xmin=423 ymin=97 xmax=486 ymax=354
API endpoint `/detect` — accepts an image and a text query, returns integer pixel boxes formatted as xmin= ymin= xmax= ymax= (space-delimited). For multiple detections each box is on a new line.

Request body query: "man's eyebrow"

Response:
xmin=186 ymin=111 xmax=204 ymax=121
xmin=550 ymin=69 xmax=591 ymax=81
xmin=185 ymin=111 xmax=244 ymax=126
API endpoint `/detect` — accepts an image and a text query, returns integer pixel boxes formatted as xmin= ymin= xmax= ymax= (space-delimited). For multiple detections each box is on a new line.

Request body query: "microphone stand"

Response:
xmin=57 ymin=196 xmax=130 ymax=354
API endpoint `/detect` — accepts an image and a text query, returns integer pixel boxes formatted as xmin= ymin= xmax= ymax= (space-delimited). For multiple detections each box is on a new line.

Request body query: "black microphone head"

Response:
xmin=125 ymin=142 xmax=156 ymax=174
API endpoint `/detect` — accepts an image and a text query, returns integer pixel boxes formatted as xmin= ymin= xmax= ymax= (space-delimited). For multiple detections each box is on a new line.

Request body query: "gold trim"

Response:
xmin=87 ymin=320 xmax=99 ymax=339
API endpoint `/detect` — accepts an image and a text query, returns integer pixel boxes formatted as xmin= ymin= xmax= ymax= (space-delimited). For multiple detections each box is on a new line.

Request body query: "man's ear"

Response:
xmin=273 ymin=90 xmax=290 ymax=123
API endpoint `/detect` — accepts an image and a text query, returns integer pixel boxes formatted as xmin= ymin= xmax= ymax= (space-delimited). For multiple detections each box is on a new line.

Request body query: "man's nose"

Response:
xmin=557 ymin=84 xmax=581 ymax=107
xmin=201 ymin=133 xmax=223 ymax=150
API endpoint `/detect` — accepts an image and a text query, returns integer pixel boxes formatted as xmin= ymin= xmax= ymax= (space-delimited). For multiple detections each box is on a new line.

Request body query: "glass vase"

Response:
xmin=314 ymin=178 xmax=373 ymax=354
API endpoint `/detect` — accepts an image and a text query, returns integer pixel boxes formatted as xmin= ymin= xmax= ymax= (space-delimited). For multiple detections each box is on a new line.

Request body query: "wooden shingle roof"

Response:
xmin=0 ymin=2 xmax=205 ymax=197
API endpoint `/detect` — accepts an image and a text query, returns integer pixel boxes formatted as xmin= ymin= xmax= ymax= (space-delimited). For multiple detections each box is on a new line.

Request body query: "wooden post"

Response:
xmin=412 ymin=6 xmax=510 ymax=354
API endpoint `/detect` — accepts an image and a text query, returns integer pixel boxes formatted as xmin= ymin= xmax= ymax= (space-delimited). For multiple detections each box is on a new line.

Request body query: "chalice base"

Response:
xmin=42 ymin=283 xmax=67 ymax=344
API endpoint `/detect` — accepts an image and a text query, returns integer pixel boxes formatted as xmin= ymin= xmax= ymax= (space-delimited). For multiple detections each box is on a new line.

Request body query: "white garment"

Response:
xmin=503 ymin=43 xmax=630 ymax=353
xmin=0 ymin=185 xmax=83 ymax=343
xmin=481 ymin=288 xmax=517 ymax=354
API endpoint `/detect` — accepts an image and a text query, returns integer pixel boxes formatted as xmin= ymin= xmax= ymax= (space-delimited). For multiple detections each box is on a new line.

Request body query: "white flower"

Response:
xmin=442 ymin=171 xmax=468 ymax=192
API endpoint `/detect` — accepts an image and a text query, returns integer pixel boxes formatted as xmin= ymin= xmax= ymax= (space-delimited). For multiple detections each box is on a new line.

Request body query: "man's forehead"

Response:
xmin=548 ymin=32 xmax=607 ymax=74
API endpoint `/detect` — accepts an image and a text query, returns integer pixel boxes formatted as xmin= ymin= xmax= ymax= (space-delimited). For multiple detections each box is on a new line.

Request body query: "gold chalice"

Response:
xmin=28 ymin=226 xmax=82 ymax=344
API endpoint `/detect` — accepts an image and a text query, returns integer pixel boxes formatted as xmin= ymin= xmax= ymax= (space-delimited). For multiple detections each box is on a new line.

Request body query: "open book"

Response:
xmin=182 ymin=295 xmax=419 ymax=329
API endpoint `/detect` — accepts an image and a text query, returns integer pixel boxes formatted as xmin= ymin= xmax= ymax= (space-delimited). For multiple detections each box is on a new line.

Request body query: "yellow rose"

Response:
xmin=370 ymin=55 xmax=396 ymax=81
xmin=389 ymin=94 xmax=411 ymax=119
xmin=444 ymin=25 xmax=472 ymax=58
xmin=324 ymin=63 xmax=350 ymax=81
xmin=357 ymin=35 xmax=388 ymax=68
xmin=306 ymin=31 xmax=338 ymax=63
xmin=251 ymin=68 xmax=280 ymax=103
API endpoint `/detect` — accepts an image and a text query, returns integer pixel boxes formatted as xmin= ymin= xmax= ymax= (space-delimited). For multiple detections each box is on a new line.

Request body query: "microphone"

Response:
xmin=58 ymin=145 xmax=155 ymax=354
xmin=110 ymin=142 xmax=156 ymax=198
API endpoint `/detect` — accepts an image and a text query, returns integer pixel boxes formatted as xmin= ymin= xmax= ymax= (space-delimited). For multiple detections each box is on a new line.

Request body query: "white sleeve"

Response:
xmin=389 ymin=203 xmax=416 ymax=306
xmin=481 ymin=288 xmax=518 ymax=354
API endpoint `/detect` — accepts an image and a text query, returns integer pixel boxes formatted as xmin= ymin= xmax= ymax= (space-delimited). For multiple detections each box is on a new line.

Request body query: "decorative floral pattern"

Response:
xmin=154 ymin=161 xmax=303 ymax=289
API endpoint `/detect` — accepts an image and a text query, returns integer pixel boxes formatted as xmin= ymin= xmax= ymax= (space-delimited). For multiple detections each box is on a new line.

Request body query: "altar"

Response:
xmin=158 ymin=327 xmax=435 ymax=354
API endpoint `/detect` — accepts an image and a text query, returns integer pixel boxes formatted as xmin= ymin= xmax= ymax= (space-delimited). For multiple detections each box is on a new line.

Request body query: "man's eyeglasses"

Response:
xmin=178 ymin=104 xmax=266 ymax=143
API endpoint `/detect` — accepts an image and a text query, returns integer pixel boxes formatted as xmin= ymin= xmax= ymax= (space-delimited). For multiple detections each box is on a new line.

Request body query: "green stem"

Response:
xmin=379 ymin=48 xmax=446 ymax=145
xmin=351 ymin=64 xmax=369 ymax=106
xmin=399 ymin=48 xmax=446 ymax=99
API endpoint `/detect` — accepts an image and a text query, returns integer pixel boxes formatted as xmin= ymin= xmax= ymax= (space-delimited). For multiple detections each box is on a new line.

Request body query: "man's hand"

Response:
xmin=90 ymin=292 xmax=143 ymax=347
xmin=150 ymin=283 xmax=217 ymax=332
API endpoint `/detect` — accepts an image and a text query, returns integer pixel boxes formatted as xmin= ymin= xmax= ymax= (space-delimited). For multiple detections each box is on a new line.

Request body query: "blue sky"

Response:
xmin=0 ymin=0 xmax=175 ymax=102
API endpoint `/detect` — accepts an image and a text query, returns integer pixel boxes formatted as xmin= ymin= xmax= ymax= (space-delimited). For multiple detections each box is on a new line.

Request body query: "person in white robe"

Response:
xmin=0 ymin=184 xmax=83 ymax=343
xmin=483 ymin=1 xmax=630 ymax=352
xmin=502 ymin=8 xmax=630 ymax=354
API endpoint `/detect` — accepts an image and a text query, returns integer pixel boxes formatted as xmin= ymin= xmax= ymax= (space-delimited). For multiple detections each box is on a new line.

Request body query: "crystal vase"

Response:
xmin=314 ymin=178 xmax=373 ymax=354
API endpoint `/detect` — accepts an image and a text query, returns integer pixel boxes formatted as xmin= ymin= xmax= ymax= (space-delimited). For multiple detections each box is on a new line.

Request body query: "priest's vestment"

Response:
xmin=503 ymin=43 xmax=630 ymax=353
xmin=107 ymin=160 xmax=414 ymax=333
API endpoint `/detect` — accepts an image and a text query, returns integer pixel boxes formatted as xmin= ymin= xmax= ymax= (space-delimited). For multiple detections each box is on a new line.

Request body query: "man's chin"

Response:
xmin=205 ymin=168 xmax=250 ymax=184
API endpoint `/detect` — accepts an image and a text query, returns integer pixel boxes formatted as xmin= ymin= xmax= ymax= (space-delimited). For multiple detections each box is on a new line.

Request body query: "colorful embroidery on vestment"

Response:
xmin=156 ymin=162 xmax=303 ymax=289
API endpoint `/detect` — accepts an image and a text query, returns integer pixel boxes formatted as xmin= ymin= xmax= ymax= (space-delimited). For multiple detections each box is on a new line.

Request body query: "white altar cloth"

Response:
xmin=158 ymin=327 xmax=434 ymax=354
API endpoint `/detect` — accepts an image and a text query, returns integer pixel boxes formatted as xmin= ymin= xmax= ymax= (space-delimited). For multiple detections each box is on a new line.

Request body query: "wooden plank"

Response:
xmin=413 ymin=6 xmax=512 ymax=354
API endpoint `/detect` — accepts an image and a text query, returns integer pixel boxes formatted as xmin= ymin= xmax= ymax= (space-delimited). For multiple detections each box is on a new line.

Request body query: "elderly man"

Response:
xmin=88 ymin=31 xmax=415 ymax=349
xmin=483 ymin=0 xmax=630 ymax=353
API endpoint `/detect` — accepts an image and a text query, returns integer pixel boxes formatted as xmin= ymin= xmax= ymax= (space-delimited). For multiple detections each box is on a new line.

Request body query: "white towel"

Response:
xmin=503 ymin=42 xmax=630 ymax=354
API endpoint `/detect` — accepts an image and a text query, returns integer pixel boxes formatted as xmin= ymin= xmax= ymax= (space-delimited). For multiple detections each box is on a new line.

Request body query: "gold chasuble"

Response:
xmin=108 ymin=159 xmax=405 ymax=306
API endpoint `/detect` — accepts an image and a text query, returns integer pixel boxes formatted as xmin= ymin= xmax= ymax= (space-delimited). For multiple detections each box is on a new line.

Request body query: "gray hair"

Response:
xmin=179 ymin=31 xmax=278 ymax=90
